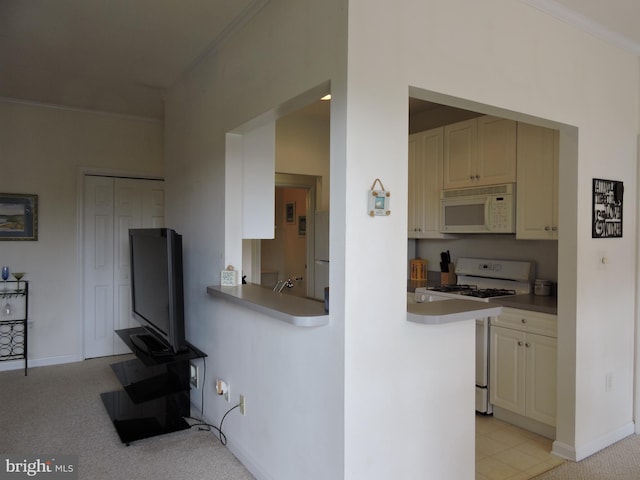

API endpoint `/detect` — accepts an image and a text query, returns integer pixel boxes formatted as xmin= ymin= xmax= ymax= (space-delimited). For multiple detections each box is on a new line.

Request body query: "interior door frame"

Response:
xmin=247 ymin=173 xmax=318 ymax=297
xmin=76 ymin=167 xmax=163 ymax=359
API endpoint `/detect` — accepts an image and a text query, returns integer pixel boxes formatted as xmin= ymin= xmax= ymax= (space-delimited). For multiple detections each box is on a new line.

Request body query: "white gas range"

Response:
xmin=415 ymin=258 xmax=534 ymax=414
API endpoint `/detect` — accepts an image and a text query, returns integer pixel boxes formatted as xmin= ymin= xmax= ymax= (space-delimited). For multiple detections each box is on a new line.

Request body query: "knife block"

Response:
xmin=440 ymin=264 xmax=456 ymax=285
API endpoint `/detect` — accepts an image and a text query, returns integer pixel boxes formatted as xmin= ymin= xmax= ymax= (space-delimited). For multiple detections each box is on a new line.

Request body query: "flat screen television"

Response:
xmin=128 ymin=228 xmax=187 ymax=356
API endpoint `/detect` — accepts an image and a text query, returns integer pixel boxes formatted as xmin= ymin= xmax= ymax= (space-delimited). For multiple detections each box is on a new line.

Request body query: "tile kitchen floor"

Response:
xmin=476 ymin=415 xmax=565 ymax=480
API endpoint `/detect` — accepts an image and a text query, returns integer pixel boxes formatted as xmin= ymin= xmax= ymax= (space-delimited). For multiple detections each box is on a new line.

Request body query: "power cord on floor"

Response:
xmin=186 ymin=403 xmax=240 ymax=446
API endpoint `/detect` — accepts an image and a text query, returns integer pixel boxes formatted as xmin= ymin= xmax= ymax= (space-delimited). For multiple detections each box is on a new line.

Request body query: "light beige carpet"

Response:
xmin=4 ymin=357 xmax=639 ymax=479
xmin=533 ymin=434 xmax=640 ymax=480
xmin=0 ymin=356 xmax=255 ymax=480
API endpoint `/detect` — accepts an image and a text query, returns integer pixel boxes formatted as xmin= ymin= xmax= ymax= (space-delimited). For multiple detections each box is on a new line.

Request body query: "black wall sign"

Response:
xmin=592 ymin=178 xmax=623 ymax=238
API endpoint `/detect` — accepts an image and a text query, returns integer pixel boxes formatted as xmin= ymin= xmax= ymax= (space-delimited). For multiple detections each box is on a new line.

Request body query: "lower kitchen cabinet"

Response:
xmin=490 ymin=309 xmax=557 ymax=427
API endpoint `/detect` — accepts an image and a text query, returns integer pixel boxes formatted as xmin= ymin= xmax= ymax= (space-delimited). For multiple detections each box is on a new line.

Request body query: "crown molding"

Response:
xmin=522 ymin=0 xmax=640 ymax=56
xmin=0 ymin=96 xmax=161 ymax=123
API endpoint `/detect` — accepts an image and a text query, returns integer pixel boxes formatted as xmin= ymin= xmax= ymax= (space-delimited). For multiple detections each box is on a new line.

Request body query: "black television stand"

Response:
xmin=129 ymin=332 xmax=173 ymax=356
xmin=100 ymin=327 xmax=207 ymax=445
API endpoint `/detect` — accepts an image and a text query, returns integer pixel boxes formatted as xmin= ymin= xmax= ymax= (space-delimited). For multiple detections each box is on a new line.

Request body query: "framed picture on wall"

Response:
xmin=0 ymin=193 xmax=38 ymax=241
xmin=285 ymin=202 xmax=296 ymax=223
xmin=298 ymin=215 xmax=306 ymax=236
xmin=592 ymin=178 xmax=623 ymax=238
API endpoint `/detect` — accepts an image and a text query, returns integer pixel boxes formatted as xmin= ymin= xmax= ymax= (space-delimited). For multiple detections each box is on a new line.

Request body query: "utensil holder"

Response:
xmin=410 ymin=258 xmax=427 ymax=281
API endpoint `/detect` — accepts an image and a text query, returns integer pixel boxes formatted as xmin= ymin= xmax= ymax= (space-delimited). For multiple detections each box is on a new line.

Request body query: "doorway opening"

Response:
xmin=234 ymin=88 xmax=330 ymax=299
xmin=408 ymin=85 xmax=577 ymax=465
xmin=261 ymin=185 xmax=311 ymax=296
xmin=255 ymin=173 xmax=324 ymax=299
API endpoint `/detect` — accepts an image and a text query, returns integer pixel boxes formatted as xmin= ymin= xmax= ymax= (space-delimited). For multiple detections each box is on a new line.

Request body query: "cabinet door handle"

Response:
xmin=518 ymin=341 xmax=524 ymax=346
xmin=544 ymin=226 xmax=550 ymax=231
xmin=469 ymin=175 xmax=474 ymax=180
xmin=475 ymin=175 xmax=480 ymax=180
xmin=521 ymin=318 xmax=527 ymax=323
xmin=552 ymin=226 xmax=558 ymax=231
xmin=525 ymin=342 xmax=530 ymax=348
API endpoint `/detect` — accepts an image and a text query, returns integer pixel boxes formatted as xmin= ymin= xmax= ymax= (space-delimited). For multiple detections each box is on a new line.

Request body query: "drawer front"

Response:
xmin=491 ymin=307 xmax=557 ymax=338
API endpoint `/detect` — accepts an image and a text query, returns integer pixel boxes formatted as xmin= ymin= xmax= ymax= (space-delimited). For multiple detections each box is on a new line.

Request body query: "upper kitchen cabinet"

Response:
xmin=443 ymin=116 xmax=517 ymax=190
xmin=516 ymin=123 xmax=559 ymax=240
xmin=408 ymin=128 xmax=447 ymax=238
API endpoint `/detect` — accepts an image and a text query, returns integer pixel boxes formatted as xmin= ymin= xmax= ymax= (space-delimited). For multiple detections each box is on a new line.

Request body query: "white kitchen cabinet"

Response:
xmin=490 ymin=326 xmax=525 ymax=414
xmin=443 ymin=116 xmax=516 ymax=189
xmin=408 ymin=128 xmax=447 ymax=238
xmin=490 ymin=308 xmax=557 ymax=427
xmin=442 ymin=119 xmax=476 ymax=189
xmin=516 ymin=123 xmax=559 ymax=240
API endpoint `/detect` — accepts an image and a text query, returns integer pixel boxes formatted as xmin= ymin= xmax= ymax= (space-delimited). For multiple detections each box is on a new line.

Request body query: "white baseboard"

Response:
xmin=551 ymin=441 xmax=576 ymax=461
xmin=224 ymin=436 xmax=276 ymax=480
xmin=492 ymin=406 xmax=556 ymax=439
xmin=190 ymin=401 xmax=274 ymax=480
xmin=553 ymin=421 xmax=636 ymax=461
xmin=0 ymin=354 xmax=83 ymax=372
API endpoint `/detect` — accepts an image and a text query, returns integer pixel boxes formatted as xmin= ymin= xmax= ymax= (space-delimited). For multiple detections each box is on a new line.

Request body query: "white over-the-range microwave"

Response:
xmin=440 ymin=183 xmax=515 ymax=234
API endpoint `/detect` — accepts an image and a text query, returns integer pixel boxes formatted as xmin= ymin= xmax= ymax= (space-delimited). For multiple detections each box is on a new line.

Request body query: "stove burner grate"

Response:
xmin=429 ymin=284 xmax=518 ymax=298
xmin=430 ymin=284 xmax=478 ymax=293
xmin=462 ymin=288 xmax=517 ymax=298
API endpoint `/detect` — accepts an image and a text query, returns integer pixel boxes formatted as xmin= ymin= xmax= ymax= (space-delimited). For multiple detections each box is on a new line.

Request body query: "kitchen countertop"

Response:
xmin=407 ymin=296 xmax=502 ymax=325
xmin=489 ymin=294 xmax=557 ymax=315
xmin=208 ymin=283 xmax=502 ymax=327
xmin=206 ymin=284 xmax=329 ymax=327
xmin=409 ymin=281 xmax=558 ymax=315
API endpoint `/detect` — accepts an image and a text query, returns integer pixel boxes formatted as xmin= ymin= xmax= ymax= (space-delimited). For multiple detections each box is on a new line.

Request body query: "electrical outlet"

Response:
xmin=189 ymin=363 xmax=199 ymax=388
xmin=216 ymin=379 xmax=230 ymax=402
xmin=239 ymin=394 xmax=246 ymax=415
xmin=605 ymin=373 xmax=613 ymax=392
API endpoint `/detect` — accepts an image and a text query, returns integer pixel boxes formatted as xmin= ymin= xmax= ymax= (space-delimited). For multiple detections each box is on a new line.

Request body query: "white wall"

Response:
xmin=276 ymin=105 xmax=331 ymax=210
xmin=163 ymin=1 xmax=347 ymax=479
xmin=348 ymin=0 xmax=638 ymax=465
xmin=164 ymin=0 xmax=638 ymax=479
xmin=0 ymin=100 xmax=163 ymax=367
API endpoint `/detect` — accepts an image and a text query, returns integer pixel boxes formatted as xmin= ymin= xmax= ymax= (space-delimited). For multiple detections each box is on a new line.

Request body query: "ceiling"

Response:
xmin=0 ymin=0 xmax=267 ymax=119
xmin=1 ymin=0 xmax=639 ymax=120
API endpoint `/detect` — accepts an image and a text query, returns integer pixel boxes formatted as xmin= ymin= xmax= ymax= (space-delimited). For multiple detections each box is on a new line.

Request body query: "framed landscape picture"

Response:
xmin=0 ymin=193 xmax=38 ymax=241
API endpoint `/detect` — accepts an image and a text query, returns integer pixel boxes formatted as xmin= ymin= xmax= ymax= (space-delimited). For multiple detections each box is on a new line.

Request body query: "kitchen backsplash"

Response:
xmin=409 ymin=235 xmax=558 ymax=282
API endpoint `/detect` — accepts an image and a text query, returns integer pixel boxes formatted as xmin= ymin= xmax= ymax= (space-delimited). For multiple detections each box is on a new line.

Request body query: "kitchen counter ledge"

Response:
xmin=206 ymin=284 xmax=329 ymax=327
xmin=407 ymin=298 xmax=502 ymax=325
xmin=489 ymin=294 xmax=557 ymax=315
